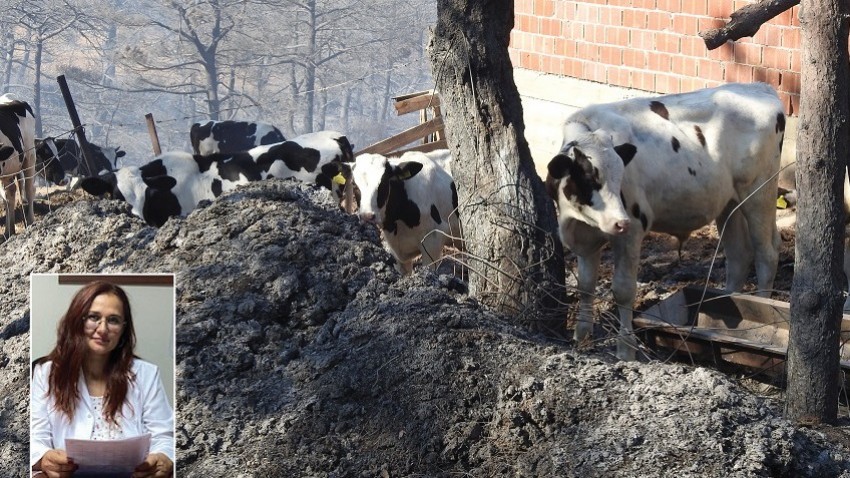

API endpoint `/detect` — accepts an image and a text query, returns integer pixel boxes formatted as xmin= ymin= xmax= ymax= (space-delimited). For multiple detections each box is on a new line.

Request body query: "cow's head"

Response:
xmin=352 ymin=153 xmax=422 ymax=225
xmin=545 ymin=130 xmax=637 ymax=236
xmin=317 ymin=160 xmax=359 ymax=212
xmin=34 ymin=137 xmax=68 ymax=186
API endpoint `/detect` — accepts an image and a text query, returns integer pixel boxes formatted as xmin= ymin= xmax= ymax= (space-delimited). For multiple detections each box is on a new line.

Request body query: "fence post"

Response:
xmin=56 ymin=75 xmax=98 ymax=176
xmin=145 ymin=113 xmax=162 ymax=155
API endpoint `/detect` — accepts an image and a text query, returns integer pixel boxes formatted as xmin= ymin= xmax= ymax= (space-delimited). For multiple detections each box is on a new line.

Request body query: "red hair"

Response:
xmin=44 ymin=280 xmax=137 ymax=424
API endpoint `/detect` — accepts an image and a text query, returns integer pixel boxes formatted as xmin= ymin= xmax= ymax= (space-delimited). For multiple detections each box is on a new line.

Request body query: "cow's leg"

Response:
xmin=737 ymin=182 xmax=780 ymax=298
xmin=716 ymin=202 xmax=754 ymax=294
xmin=844 ymin=234 xmax=850 ymax=313
xmin=22 ymin=152 xmax=35 ymax=225
xmin=574 ymin=248 xmax=601 ymax=347
xmin=419 ymin=229 xmax=446 ymax=270
xmin=610 ymin=235 xmax=641 ymax=361
xmin=3 ymin=177 xmax=16 ymax=238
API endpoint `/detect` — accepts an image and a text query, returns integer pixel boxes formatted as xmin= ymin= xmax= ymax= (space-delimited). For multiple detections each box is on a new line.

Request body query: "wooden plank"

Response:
xmin=392 ymin=89 xmax=433 ymax=102
xmin=386 ymin=139 xmax=448 ymax=157
xmin=356 ymin=116 xmax=444 ymax=155
xmin=58 ymin=274 xmax=174 ymax=286
xmin=394 ymin=92 xmax=441 ymax=115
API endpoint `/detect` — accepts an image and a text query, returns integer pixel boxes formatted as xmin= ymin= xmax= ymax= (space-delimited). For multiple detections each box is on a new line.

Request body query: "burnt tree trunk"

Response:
xmin=785 ymin=1 xmax=849 ymax=424
xmin=427 ymin=0 xmax=565 ymax=327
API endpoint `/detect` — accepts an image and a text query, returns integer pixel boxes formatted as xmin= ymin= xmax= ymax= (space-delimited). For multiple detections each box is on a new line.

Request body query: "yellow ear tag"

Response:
xmin=332 ymin=173 xmax=346 ymax=185
xmin=777 ymin=195 xmax=788 ymax=209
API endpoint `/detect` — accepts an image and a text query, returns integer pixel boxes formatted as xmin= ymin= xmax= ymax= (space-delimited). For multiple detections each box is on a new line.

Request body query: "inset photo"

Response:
xmin=30 ymin=274 xmax=176 ymax=478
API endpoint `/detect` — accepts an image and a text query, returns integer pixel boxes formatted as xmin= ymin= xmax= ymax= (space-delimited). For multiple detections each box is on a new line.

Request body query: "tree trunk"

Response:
xmin=33 ymin=38 xmax=43 ymax=137
xmin=785 ymin=0 xmax=849 ymax=424
xmin=2 ymin=33 xmax=14 ymax=94
xmin=427 ymin=0 xmax=565 ymax=328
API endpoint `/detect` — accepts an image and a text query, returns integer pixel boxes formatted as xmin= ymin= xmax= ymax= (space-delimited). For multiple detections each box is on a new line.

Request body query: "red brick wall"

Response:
xmin=509 ymin=0 xmax=802 ymax=114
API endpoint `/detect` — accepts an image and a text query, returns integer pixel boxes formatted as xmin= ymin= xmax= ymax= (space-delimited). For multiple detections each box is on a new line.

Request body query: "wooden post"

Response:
xmin=56 ymin=75 xmax=98 ymax=176
xmin=145 ymin=113 xmax=162 ymax=155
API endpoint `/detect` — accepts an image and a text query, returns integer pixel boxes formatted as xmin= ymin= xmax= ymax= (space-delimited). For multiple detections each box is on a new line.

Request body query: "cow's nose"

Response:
xmin=359 ymin=212 xmax=376 ymax=223
xmin=614 ymin=219 xmax=630 ymax=234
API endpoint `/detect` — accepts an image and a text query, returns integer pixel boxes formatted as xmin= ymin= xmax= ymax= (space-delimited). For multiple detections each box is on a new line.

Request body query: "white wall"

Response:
xmin=30 ymin=274 xmax=175 ymax=407
xmin=514 ymin=68 xmax=798 ymax=189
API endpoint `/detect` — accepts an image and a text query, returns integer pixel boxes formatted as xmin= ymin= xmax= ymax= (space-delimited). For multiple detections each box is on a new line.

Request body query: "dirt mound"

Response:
xmin=1 ymin=180 xmax=849 ymax=477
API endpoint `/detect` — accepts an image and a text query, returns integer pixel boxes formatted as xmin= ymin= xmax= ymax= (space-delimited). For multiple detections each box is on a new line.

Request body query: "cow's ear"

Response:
xmin=143 ymin=175 xmax=178 ymax=191
xmin=393 ymin=161 xmax=423 ymax=180
xmin=80 ymin=176 xmax=114 ymax=197
xmin=614 ymin=143 xmax=637 ymax=166
xmin=547 ymin=153 xmax=571 ymax=179
xmin=115 ymin=148 xmax=126 ymax=158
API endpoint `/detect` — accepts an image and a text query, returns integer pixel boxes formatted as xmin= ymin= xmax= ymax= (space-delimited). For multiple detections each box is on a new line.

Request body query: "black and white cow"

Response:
xmin=80 ymin=130 xmax=355 ymax=227
xmin=190 ymin=120 xmax=286 ymax=156
xmin=80 ymin=151 xmax=264 ymax=227
xmin=0 ymin=95 xmax=36 ymax=238
xmin=545 ymin=82 xmax=784 ymax=360
xmin=352 ymin=151 xmax=462 ymax=275
xmin=34 ymin=137 xmax=125 ymax=184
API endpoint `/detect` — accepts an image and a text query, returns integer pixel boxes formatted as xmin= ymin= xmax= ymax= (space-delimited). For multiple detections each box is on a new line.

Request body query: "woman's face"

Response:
xmin=83 ymin=293 xmax=126 ymax=357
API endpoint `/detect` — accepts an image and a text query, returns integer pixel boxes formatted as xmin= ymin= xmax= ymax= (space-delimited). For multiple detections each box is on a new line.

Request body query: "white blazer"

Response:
xmin=30 ymin=358 xmax=174 ymax=468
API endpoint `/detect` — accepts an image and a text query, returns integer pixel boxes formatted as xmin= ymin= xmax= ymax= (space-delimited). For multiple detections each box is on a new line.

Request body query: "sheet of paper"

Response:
xmin=65 ymin=433 xmax=150 ymax=477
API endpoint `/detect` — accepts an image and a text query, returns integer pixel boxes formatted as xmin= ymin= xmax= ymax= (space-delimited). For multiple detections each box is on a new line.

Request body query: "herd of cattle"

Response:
xmin=1 ymin=83 xmax=848 ymax=361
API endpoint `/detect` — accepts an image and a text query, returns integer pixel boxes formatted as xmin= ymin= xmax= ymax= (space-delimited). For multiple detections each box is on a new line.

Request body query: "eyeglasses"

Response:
xmin=84 ymin=313 xmax=125 ymax=330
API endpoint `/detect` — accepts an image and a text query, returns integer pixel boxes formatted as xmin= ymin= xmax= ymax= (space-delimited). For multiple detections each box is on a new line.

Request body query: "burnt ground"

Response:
xmin=0 ymin=180 xmax=849 ymax=477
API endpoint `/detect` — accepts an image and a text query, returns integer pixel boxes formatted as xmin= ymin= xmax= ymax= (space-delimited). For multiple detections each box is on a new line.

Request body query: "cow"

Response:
xmin=0 ymin=95 xmax=36 ymax=238
xmin=190 ymin=120 xmax=286 ymax=156
xmin=34 ymin=137 xmax=125 ymax=184
xmin=79 ymin=151 xmax=264 ymax=227
xmin=545 ymin=82 xmax=785 ymax=361
xmin=80 ymin=130 xmax=355 ymax=227
xmin=352 ymin=151 xmax=463 ymax=275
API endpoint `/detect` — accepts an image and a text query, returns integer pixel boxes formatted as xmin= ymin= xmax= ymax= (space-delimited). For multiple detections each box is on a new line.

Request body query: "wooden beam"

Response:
xmin=386 ymin=139 xmax=448 ymax=157
xmin=58 ymin=274 xmax=175 ymax=286
xmin=394 ymin=92 xmax=441 ymax=115
xmin=356 ymin=116 xmax=444 ymax=155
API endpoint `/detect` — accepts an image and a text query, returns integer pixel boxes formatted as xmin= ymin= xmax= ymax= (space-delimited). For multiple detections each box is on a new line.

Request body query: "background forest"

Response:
xmin=1 ymin=0 xmax=435 ymax=167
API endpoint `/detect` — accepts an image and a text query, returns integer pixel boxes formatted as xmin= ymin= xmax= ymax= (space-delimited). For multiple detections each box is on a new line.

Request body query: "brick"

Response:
xmin=753 ymin=67 xmax=781 ymax=90
xmin=672 ymin=55 xmax=699 ymax=76
xmin=757 ymin=24 xmax=783 ymax=46
xmin=672 ymin=14 xmax=699 ymax=35
xmin=567 ymin=21 xmax=584 ymax=40
xmin=656 ymin=33 xmax=681 ymax=54
xmin=707 ymin=2 xmax=733 ymax=18
xmin=590 ymin=24 xmax=606 ymax=43
xmin=606 ymin=26 xmax=630 ymax=46
xmin=780 ymin=71 xmax=801 ymax=95
xmin=575 ymin=3 xmax=599 ymax=23
xmin=599 ymin=6 xmax=623 ymax=26
xmin=680 ymin=76 xmax=708 ymax=92
xmin=790 ymin=50 xmax=801 ymax=73
xmin=790 ymin=94 xmax=800 ymax=116
xmin=680 ymin=0 xmax=708 ymax=16
xmin=576 ymin=42 xmax=599 ymax=61
xmin=707 ymin=43 xmax=734 ymax=62
xmin=698 ymin=17 xmax=726 ymax=32
xmin=698 ymin=59 xmax=725 ymax=82
xmin=790 ymin=5 xmax=801 ymax=27
xmin=607 ymin=66 xmax=631 ymax=88
xmin=631 ymin=30 xmax=655 ymax=50
xmin=623 ymin=48 xmax=647 ymax=68
xmin=554 ymin=38 xmax=577 ymax=57
xmin=733 ymin=42 xmax=762 ymax=66
xmin=681 ymin=36 xmax=708 ymax=58
xmin=772 ymin=4 xmax=793 ymax=26
xmin=782 ymin=27 xmax=800 ymax=49
xmin=632 ymin=0 xmax=657 ymax=8
xmin=647 ymin=11 xmax=672 ymax=31
xmin=534 ymin=0 xmax=555 ymax=17
xmin=655 ymin=74 xmax=681 ymax=94
xmin=599 ymin=45 xmax=623 ymax=65
xmin=657 ymin=0 xmax=681 ymax=13
xmin=633 ymin=70 xmax=656 ymax=91
xmin=647 ymin=51 xmax=672 ymax=71
xmin=763 ymin=46 xmax=791 ymax=70
xmin=725 ymin=62 xmax=754 ymax=83
xmin=583 ymin=61 xmax=607 ymax=83
xmin=540 ymin=17 xmax=561 ymax=36
xmin=623 ymin=9 xmax=648 ymax=29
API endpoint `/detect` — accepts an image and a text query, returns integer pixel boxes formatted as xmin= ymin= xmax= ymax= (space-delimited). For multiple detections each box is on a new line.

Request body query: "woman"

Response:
xmin=31 ymin=281 xmax=174 ymax=477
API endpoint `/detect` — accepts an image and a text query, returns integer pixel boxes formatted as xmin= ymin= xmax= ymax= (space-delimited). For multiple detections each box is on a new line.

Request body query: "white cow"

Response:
xmin=352 ymin=151 xmax=463 ymax=275
xmin=546 ymin=82 xmax=785 ymax=360
xmin=0 ymin=95 xmax=36 ymax=238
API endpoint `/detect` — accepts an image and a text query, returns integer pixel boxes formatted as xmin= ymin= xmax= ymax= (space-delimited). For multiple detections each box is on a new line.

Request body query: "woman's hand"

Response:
xmin=37 ymin=449 xmax=77 ymax=478
xmin=132 ymin=452 xmax=173 ymax=477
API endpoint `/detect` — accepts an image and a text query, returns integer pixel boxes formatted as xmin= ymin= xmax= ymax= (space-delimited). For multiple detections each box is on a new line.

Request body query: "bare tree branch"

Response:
xmin=699 ymin=0 xmax=798 ymax=50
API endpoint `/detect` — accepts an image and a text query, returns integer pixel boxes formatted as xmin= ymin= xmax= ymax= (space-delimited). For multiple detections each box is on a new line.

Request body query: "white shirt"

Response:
xmin=30 ymin=358 xmax=174 ymax=468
